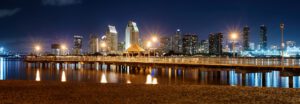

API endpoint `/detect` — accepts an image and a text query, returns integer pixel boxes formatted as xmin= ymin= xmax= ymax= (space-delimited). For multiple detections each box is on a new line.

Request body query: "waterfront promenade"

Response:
xmin=25 ymin=56 xmax=300 ymax=69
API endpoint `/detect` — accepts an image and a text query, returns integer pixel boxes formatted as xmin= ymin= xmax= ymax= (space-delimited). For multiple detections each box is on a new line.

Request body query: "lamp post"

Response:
xmin=147 ymin=41 xmax=152 ymax=58
xmin=61 ymin=44 xmax=67 ymax=55
xmin=152 ymin=36 xmax=158 ymax=57
xmin=230 ymin=32 xmax=238 ymax=63
xmin=101 ymin=42 xmax=107 ymax=55
xmin=280 ymin=22 xmax=285 ymax=67
xmin=34 ymin=45 xmax=41 ymax=56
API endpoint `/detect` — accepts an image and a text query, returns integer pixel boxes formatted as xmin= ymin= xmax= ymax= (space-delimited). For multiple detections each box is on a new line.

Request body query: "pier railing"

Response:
xmin=25 ymin=56 xmax=300 ymax=68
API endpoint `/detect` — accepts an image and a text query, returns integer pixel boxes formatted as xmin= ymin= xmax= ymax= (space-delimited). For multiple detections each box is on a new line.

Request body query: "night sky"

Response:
xmin=1 ymin=0 xmax=300 ymax=52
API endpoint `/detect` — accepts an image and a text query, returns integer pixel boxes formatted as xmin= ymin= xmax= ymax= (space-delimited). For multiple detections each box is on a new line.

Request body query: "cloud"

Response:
xmin=0 ymin=8 xmax=21 ymax=18
xmin=42 ymin=0 xmax=82 ymax=6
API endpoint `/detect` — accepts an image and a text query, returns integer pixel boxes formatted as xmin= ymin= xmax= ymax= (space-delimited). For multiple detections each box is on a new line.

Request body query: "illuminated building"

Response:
xmin=209 ymin=33 xmax=223 ymax=55
xmin=199 ymin=40 xmax=209 ymax=54
xmin=243 ymin=26 xmax=250 ymax=50
xmin=260 ymin=25 xmax=267 ymax=50
xmin=105 ymin=25 xmax=118 ymax=52
xmin=171 ymin=29 xmax=182 ymax=53
xmin=182 ymin=34 xmax=198 ymax=55
xmin=73 ymin=35 xmax=83 ymax=55
xmin=159 ymin=36 xmax=172 ymax=53
xmin=125 ymin=21 xmax=139 ymax=49
xmin=51 ymin=44 xmax=61 ymax=55
xmin=89 ymin=34 xmax=99 ymax=54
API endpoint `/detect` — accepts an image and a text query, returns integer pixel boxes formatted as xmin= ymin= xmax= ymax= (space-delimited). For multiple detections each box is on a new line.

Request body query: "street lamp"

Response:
xmin=101 ymin=42 xmax=107 ymax=55
xmin=61 ymin=44 xmax=67 ymax=55
xmin=151 ymin=36 xmax=159 ymax=57
xmin=280 ymin=22 xmax=285 ymax=67
xmin=34 ymin=45 xmax=41 ymax=56
xmin=147 ymin=41 xmax=152 ymax=57
xmin=230 ymin=32 xmax=238 ymax=58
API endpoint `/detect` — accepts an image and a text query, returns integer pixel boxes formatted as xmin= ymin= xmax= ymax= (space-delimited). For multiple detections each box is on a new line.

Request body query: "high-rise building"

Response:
xmin=171 ymin=29 xmax=182 ymax=53
xmin=51 ymin=44 xmax=61 ymax=56
xmin=105 ymin=25 xmax=118 ymax=52
xmin=260 ymin=25 xmax=267 ymax=50
xmin=243 ymin=26 xmax=250 ymax=51
xmin=125 ymin=21 xmax=139 ymax=49
xmin=89 ymin=34 xmax=99 ymax=54
xmin=182 ymin=34 xmax=198 ymax=55
xmin=209 ymin=33 xmax=223 ymax=55
xmin=73 ymin=35 xmax=83 ymax=55
xmin=199 ymin=40 xmax=209 ymax=54
xmin=159 ymin=36 xmax=172 ymax=53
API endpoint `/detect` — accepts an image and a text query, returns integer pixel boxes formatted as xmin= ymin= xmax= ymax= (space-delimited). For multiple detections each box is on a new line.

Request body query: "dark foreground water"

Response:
xmin=1 ymin=57 xmax=300 ymax=88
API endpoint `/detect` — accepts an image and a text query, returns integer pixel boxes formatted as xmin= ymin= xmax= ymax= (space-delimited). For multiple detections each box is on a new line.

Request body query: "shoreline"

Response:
xmin=0 ymin=80 xmax=299 ymax=104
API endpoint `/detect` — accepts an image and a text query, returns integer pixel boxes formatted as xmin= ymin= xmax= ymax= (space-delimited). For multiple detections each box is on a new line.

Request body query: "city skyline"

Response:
xmin=1 ymin=0 xmax=300 ymax=52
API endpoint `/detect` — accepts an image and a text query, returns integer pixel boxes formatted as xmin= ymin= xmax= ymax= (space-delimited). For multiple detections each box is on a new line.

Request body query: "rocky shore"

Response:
xmin=0 ymin=80 xmax=299 ymax=104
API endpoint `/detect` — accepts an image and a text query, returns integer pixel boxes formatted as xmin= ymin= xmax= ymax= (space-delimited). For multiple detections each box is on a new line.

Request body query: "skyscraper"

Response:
xmin=73 ymin=35 xmax=83 ymax=55
xmin=243 ymin=26 xmax=250 ymax=51
xmin=171 ymin=29 xmax=182 ymax=53
xmin=209 ymin=33 xmax=223 ymax=55
xmin=125 ymin=21 xmax=139 ymax=49
xmin=89 ymin=34 xmax=99 ymax=54
xmin=182 ymin=34 xmax=198 ymax=55
xmin=260 ymin=25 xmax=267 ymax=50
xmin=199 ymin=40 xmax=209 ymax=54
xmin=105 ymin=25 xmax=118 ymax=52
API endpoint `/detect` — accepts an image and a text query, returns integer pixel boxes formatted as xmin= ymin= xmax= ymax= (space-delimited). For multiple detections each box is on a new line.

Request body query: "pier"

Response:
xmin=24 ymin=56 xmax=300 ymax=69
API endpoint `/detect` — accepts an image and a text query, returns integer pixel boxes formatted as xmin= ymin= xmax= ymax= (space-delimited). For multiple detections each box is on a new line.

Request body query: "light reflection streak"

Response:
xmin=145 ymin=74 xmax=152 ymax=84
xmin=61 ymin=70 xmax=66 ymax=82
xmin=0 ymin=58 xmax=5 ymax=80
xmin=100 ymin=73 xmax=107 ymax=83
xmin=35 ymin=69 xmax=40 ymax=81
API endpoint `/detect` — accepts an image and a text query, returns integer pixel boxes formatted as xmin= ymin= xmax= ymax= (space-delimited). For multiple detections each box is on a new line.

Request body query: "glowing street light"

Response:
xmin=151 ymin=36 xmax=159 ymax=57
xmin=147 ymin=41 xmax=152 ymax=57
xmin=35 ymin=45 xmax=41 ymax=52
xmin=230 ymin=32 xmax=238 ymax=58
xmin=152 ymin=36 xmax=158 ymax=42
xmin=61 ymin=44 xmax=68 ymax=55
xmin=147 ymin=41 xmax=152 ymax=48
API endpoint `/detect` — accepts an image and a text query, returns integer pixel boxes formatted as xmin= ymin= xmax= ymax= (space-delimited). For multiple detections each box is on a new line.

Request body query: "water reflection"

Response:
xmin=1 ymin=59 xmax=300 ymax=88
xmin=61 ymin=70 xmax=66 ymax=82
xmin=0 ymin=58 xmax=5 ymax=80
xmin=145 ymin=74 xmax=152 ymax=84
xmin=35 ymin=69 xmax=40 ymax=81
xmin=100 ymin=73 xmax=107 ymax=83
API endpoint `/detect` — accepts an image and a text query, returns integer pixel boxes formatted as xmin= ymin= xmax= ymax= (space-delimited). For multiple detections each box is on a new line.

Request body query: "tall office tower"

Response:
xmin=159 ymin=36 xmax=172 ymax=53
xmin=73 ymin=35 xmax=83 ymax=55
xmin=89 ymin=34 xmax=99 ymax=54
xmin=243 ymin=26 xmax=250 ymax=51
xmin=51 ymin=44 xmax=61 ymax=56
xmin=208 ymin=33 xmax=223 ymax=55
xmin=199 ymin=40 xmax=209 ymax=54
xmin=125 ymin=21 xmax=139 ymax=49
xmin=105 ymin=25 xmax=118 ymax=52
xmin=182 ymin=34 xmax=198 ymax=55
xmin=260 ymin=25 xmax=267 ymax=50
xmin=171 ymin=29 xmax=182 ymax=53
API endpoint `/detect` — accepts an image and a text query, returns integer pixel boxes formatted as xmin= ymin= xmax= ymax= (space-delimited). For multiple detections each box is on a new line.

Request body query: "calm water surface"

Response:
xmin=1 ymin=57 xmax=300 ymax=88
